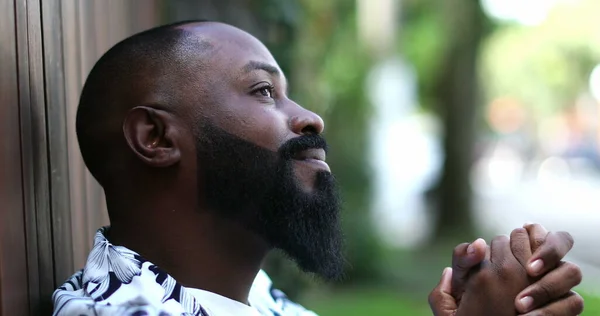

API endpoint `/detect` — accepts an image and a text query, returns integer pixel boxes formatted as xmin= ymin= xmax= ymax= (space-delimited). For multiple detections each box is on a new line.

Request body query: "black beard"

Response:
xmin=195 ymin=123 xmax=344 ymax=281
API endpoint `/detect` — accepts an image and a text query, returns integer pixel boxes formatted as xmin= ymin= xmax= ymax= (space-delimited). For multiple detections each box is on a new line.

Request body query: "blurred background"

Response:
xmin=1 ymin=0 xmax=600 ymax=315
xmin=256 ymin=0 xmax=600 ymax=314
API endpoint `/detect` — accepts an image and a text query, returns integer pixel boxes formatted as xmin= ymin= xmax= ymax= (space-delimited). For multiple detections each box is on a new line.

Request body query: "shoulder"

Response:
xmin=249 ymin=270 xmax=319 ymax=316
xmin=52 ymin=269 xmax=191 ymax=316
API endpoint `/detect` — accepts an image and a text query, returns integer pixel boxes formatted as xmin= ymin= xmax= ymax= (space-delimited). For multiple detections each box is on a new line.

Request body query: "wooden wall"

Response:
xmin=0 ymin=1 xmax=161 ymax=314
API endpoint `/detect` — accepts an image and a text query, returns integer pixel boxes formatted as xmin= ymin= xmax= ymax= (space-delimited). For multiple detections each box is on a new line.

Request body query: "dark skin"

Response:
xmin=102 ymin=22 xmax=582 ymax=313
xmin=431 ymin=224 xmax=584 ymax=315
xmin=107 ymin=22 xmax=323 ymax=303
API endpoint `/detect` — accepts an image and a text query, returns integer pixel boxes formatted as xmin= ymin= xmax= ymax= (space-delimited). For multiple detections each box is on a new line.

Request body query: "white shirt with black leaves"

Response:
xmin=52 ymin=227 xmax=318 ymax=316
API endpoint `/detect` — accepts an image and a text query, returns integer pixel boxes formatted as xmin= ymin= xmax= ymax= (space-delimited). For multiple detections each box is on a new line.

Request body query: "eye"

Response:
xmin=253 ymin=84 xmax=274 ymax=98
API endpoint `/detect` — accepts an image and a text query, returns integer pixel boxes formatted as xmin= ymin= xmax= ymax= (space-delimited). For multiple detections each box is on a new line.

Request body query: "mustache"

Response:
xmin=278 ymin=134 xmax=329 ymax=160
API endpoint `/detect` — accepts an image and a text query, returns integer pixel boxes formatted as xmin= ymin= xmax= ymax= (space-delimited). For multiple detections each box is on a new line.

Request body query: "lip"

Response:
xmin=292 ymin=148 xmax=330 ymax=172
xmin=293 ymin=158 xmax=331 ymax=172
xmin=292 ymin=148 xmax=326 ymax=161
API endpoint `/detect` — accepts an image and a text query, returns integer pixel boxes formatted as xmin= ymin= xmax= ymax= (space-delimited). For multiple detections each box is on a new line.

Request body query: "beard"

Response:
xmin=195 ymin=123 xmax=344 ymax=281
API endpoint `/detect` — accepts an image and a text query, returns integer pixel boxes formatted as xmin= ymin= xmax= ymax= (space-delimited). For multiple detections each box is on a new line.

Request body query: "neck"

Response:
xmin=106 ymin=195 xmax=270 ymax=304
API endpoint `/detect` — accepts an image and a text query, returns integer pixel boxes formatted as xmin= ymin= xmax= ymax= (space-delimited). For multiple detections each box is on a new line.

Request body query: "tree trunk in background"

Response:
xmin=431 ymin=0 xmax=486 ymax=242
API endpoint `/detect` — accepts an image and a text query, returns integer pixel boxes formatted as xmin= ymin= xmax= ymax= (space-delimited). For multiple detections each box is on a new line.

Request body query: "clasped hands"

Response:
xmin=429 ymin=224 xmax=584 ymax=316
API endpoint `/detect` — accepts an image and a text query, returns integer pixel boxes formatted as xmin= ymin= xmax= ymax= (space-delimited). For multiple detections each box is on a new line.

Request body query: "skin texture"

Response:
xmin=103 ymin=22 xmax=342 ymax=303
xmin=430 ymin=224 xmax=584 ymax=315
xmin=80 ymin=21 xmax=583 ymax=313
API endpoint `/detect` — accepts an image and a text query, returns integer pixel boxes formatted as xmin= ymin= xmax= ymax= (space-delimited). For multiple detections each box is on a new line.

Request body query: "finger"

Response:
xmin=451 ymin=239 xmax=487 ymax=300
xmin=511 ymin=227 xmax=533 ymax=267
xmin=518 ymin=291 xmax=584 ymax=316
xmin=429 ymin=268 xmax=458 ymax=316
xmin=527 ymin=231 xmax=574 ymax=277
xmin=439 ymin=267 xmax=453 ymax=293
xmin=490 ymin=235 xmax=511 ymax=265
xmin=523 ymin=223 xmax=549 ymax=253
xmin=515 ymin=262 xmax=582 ymax=314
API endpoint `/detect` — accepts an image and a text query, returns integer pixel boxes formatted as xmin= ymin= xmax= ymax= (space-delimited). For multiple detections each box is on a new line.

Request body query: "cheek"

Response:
xmin=220 ymin=106 xmax=289 ymax=151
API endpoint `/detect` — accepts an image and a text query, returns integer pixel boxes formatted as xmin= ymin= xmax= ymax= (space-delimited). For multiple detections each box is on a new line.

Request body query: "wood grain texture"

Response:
xmin=0 ymin=0 xmax=30 ymax=314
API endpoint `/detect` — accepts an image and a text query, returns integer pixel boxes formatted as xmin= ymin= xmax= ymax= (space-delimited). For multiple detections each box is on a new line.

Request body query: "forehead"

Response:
xmin=178 ymin=23 xmax=281 ymax=75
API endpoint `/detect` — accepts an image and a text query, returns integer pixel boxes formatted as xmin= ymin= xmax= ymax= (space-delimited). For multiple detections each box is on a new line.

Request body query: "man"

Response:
xmin=53 ymin=21 xmax=583 ymax=315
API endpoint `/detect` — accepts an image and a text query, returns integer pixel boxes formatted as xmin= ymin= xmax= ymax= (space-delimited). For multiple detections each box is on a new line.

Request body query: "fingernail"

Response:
xmin=467 ymin=238 xmax=483 ymax=255
xmin=467 ymin=243 xmax=475 ymax=255
xmin=441 ymin=267 xmax=452 ymax=282
xmin=519 ymin=296 xmax=533 ymax=310
xmin=529 ymin=259 xmax=544 ymax=274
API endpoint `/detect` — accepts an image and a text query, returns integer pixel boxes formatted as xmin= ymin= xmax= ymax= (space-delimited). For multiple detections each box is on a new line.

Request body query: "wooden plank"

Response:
xmin=61 ymin=0 xmax=91 ymax=272
xmin=23 ymin=0 xmax=55 ymax=313
xmin=40 ymin=0 xmax=75 ymax=286
xmin=15 ymin=0 xmax=39 ymax=314
xmin=0 ymin=0 xmax=30 ymax=314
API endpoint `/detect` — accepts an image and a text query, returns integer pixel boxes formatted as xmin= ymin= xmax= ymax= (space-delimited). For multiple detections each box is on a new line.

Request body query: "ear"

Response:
xmin=123 ymin=106 xmax=182 ymax=167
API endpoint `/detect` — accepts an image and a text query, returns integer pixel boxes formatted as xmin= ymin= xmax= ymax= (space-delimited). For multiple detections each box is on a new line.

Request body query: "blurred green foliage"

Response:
xmin=481 ymin=0 xmax=600 ymax=116
xmin=400 ymin=0 xmax=448 ymax=112
xmin=306 ymin=290 xmax=431 ymax=316
xmin=304 ymin=289 xmax=600 ymax=316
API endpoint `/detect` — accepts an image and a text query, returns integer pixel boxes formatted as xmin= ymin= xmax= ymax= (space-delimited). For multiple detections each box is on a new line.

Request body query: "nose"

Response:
xmin=288 ymin=104 xmax=325 ymax=135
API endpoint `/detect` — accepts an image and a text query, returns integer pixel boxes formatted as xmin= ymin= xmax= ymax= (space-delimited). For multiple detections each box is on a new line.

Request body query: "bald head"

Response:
xmin=77 ymin=20 xmax=214 ymax=185
xmin=76 ymin=20 xmax=288 ymax=186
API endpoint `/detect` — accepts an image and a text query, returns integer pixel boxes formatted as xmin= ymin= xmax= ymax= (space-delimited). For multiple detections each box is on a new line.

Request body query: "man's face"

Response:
xmin=180 ymin=23 xmax=344 ymax=280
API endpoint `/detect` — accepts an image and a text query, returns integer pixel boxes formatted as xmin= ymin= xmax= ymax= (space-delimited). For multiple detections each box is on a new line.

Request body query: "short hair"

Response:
xmin=76 ymin=20 xmax=211 ymax=186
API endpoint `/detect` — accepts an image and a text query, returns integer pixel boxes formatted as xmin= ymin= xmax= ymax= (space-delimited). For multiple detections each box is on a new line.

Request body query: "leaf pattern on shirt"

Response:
xmin=52 ymin=226 xmax=316 ymax=316
xmin=83 ymin=228 xmax=143 ymax=301
xmin=148 ymin=263 xmax=208 ymax=316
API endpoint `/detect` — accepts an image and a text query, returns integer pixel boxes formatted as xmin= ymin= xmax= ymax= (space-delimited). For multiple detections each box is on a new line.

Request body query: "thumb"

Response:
xmin=429 ymin=268 xmax=458 ymax=316
xmin=451 ymin=238 xmax=487 ymax=301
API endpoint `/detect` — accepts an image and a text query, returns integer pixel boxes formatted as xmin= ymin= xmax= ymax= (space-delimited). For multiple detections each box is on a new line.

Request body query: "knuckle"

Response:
xmin=558 ymin=231 xmax=575 ymax=249
xmin=533 ymin=236 xmax=546 ymax=250
xmin=547 ymin=245 xmax=561 ymax=261
xmin=570 ymin=292 xmax=585 ymax=314
xmin=537 ymin=282 xmax=555 ymax=302
xmin=523 ymin=222 xmax=534 ymax=232
xmin=564 ymin=262 xmax=583 ymax=285
xmin=529 ymin=223 xmax=546 ymax=235
xmin=499 ymin=261 xmax=525 ymax=283
xmin=472 ymin=268 xmax=493 ymax=286
xmin=427 ymin=290 xmax=439 ymax=306
xmin=511 ymin=227 xmax=528 ymax=237
xmin=539 ymin=237 xmax=562 ymax=263
xmin=453 ymin=243 xmax=469 ymax=257
xmin=528 ymin=223 xmax=542 ymax=230
xmin=494 ymin=234 xmax=510 ymax=243
xmin=492 ymin=234 xmax=510 ymax=250
xmin=511 ymin=229 xmax=529 ymax=249
xmin=452 ymin=243 xmax=471 ymax=269
xmin=511 ymin=239 xmax=528 ymax=255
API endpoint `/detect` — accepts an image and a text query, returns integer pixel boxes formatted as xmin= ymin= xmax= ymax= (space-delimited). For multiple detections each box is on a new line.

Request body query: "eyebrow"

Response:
xmin=242 ymin=60 xmax=281 ymax=76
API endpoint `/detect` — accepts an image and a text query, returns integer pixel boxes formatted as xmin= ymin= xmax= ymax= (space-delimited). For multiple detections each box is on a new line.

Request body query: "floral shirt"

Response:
xmin=52 ymin=227 xmax=317 ymax=316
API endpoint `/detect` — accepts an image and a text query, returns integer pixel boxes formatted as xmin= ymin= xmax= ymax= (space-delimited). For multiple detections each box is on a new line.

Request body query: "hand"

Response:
xmin=429 ymin=235 xmax=529 ymax=315
xmin=456 ymin=225 xmax=583 ymax=315
xmin=514 ymin=224 xmax=583 ymax=315
xmin=429 ymin=224 xmax=583 ymax=316
xmin=453 ymin=235 xmax=530 ymax=315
